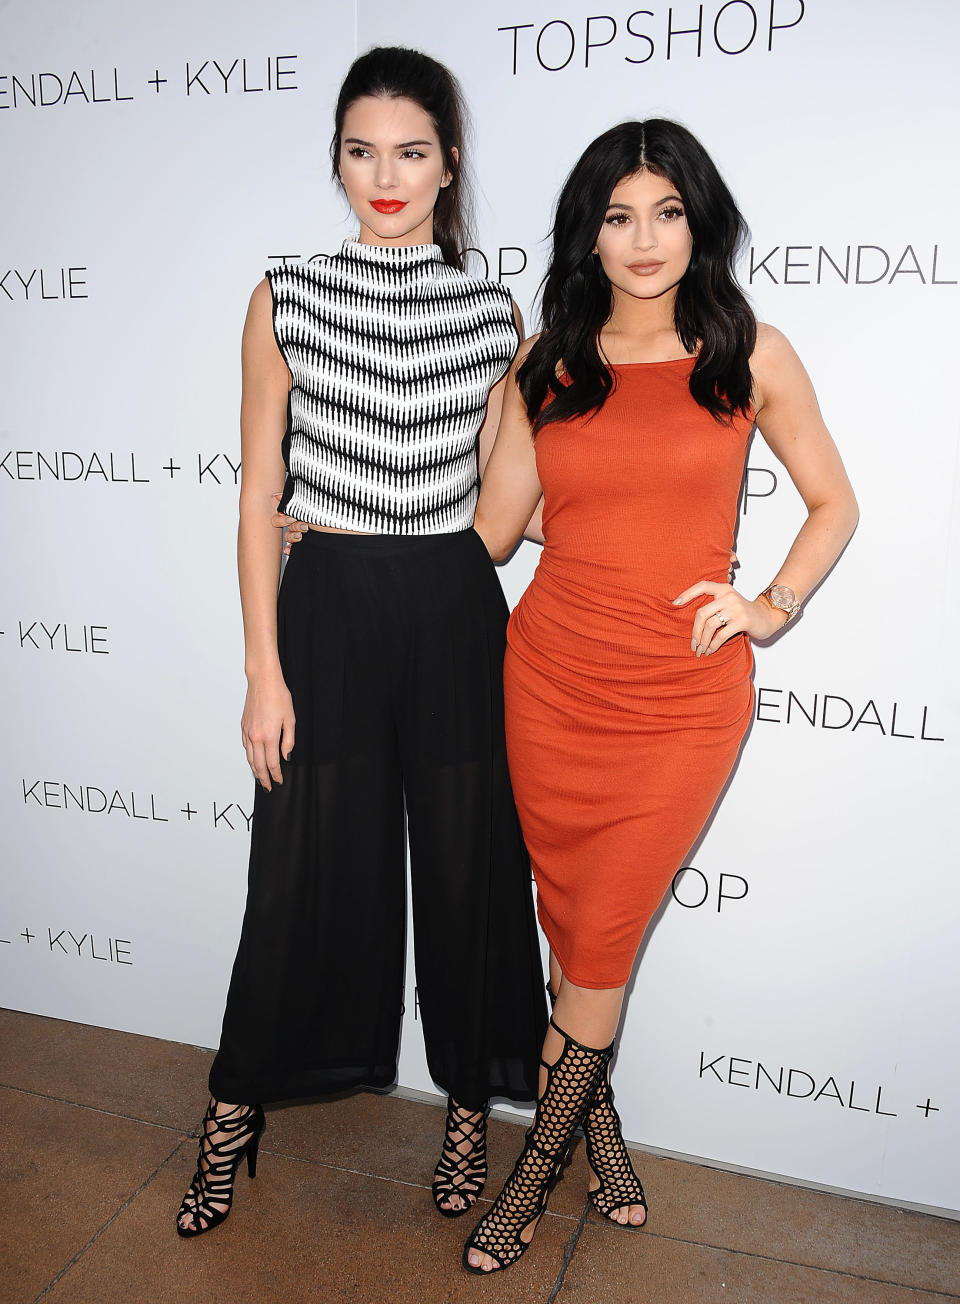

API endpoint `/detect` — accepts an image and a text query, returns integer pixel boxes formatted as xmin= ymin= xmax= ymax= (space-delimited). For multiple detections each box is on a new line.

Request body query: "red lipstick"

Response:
xmin=370 ymin=199 xmax=407 ymax=214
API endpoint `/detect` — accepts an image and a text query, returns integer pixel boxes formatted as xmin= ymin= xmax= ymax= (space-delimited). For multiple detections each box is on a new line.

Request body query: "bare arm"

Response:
xmin=749 ymin=323 xmax=859 ymax=603
xmin=473 ymin=337 xmax=543 ymax=561
xmin=238 ymin=278 xmax=295 ymax=787
xmin=477 ymin=370 xmax=511 ymax=479
xmin=476 ymin=308 xmax=545 ymax=546
xmin=675 ymin=323 xmax=859 ymax=655
xmin=521 ymin=498 xmax=545 ymax=545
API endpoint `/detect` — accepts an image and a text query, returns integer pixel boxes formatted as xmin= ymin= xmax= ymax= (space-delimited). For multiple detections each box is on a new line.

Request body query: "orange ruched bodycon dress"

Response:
xmin=504 ymin=358 xmax=755 ymax=989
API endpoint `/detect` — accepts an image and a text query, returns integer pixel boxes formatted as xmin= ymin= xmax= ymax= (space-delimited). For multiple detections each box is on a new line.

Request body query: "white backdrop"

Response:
xmin=2 ymin=0 xmax=958 ymax=1216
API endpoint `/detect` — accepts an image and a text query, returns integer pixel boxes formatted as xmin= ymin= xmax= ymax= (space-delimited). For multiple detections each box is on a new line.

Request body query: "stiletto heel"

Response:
xmin=176 ymin=1101 xmax=265 ymax=1238
xmin=432 ymin=1099 xmax=489 ymax=1217
xmin=546 ymin=981 xmax=647 ymax=1230
xmin=462 ymin=1018 xmax=612 ymax=1274
xmin=246 ymin=1125 xmax=261 ymax=1179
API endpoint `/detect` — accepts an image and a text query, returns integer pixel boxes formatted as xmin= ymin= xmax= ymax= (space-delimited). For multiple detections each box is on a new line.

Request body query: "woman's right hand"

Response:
xmin=271 ymin=493 xmax=311 ymax=555
xmin=241 ymin=671 xmax=296 ymax=790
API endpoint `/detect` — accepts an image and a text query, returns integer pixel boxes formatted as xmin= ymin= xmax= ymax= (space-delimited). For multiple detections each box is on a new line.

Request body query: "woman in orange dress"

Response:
xmin=463 ymin=119 xmax=858 ymax=1274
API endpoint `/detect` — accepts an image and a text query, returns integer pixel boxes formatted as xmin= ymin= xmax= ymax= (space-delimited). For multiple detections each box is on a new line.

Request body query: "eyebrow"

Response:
xmin=343 ymin=137 xmax=435 ymax=148
xmin=606 ymin=194 xmax=683 ymax=210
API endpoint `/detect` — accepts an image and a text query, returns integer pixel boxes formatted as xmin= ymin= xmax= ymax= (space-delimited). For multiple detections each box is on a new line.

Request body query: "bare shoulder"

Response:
xmin=242 ymin=277 xmax=287 ymax=382
xmin=504 ymin=332 xmax=542 ymax=390
xmin=247 ymin=276 xmax=274 ymax=321
xmin=515 ymin=331 xmax=541 ymax=365
xmin=750 ymin=322 xmax=813 ymax=408
xmin=244 ymin=277 xmax=279 ymax=337
xmin=751 ymin=321 xmax=798 ymax=369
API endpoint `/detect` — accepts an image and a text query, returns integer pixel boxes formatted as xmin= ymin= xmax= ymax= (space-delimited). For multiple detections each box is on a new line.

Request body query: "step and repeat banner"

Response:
xmin=2 ymin=0 xmax=957 ymax=1214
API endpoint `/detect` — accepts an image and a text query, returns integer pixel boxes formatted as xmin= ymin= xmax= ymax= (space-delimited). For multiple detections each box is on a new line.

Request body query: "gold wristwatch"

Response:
xmin=758 ymin=583 xmax=800 ymax=621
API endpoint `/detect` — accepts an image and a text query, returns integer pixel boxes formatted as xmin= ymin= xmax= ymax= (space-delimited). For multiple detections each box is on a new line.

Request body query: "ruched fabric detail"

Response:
xmin=506 ymin=361 xmax=755 ymax=988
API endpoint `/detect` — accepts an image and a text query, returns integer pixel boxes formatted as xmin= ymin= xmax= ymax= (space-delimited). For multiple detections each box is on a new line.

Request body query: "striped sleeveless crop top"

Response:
xmin=266 ymin=239 xmax=519 ymax=534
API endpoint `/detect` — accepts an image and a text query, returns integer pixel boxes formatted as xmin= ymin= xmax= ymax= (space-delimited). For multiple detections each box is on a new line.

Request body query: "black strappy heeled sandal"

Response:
xmin=432 ymin=1099 xmax=490 ymax=1217
xmin=546 ymin=981 xmax=647 ymax=1230
xmin=584 ymin=1071 xmax=648 ymax=1228
xmin=176 ymin=1100 xmax=265 ymax=1238
xmin=462 ymin=1018 xmax=612 ymax=1274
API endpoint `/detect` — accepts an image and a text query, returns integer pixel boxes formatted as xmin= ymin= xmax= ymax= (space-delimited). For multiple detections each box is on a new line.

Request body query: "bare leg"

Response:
xmin=550 ymin=973 xmax=624 ymax=1053
xmin=548 ymin=951 xmax=563 ymax=1002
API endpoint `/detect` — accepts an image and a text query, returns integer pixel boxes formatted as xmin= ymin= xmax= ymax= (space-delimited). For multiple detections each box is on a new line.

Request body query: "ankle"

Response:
xmin=450 ymin=1097 xmax=488 ymax=1117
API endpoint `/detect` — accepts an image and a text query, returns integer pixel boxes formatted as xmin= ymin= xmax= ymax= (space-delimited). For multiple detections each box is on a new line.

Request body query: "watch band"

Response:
xmin=759 ymin=583 xmax=801 ymax=621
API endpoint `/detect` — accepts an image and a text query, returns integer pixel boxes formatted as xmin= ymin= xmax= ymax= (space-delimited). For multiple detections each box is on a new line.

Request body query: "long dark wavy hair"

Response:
xmin=330 ymin=47 xmax=472 ymax=270
xmin=519 ymin=119 xmax=756 ymax=431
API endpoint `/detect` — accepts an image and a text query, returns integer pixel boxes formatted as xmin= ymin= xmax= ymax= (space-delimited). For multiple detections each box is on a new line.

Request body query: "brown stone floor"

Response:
xmin=1 ymin=1008 xmax=958 ymax=1304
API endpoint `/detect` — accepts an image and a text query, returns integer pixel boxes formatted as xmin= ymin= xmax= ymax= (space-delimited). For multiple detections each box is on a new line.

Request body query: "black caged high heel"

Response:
xmin=176 ymin=1100 xmax=265 ymax=1238
xmin=462 ymin=1018 xmax=612 ymax=1274
xmin=546 ymin=981 xmax=647 ymax=1229
xmin=583 ymin=1071 xmax=648 ymax=1228
xmin=432 ymin=1099 xmax=489 ymax=1217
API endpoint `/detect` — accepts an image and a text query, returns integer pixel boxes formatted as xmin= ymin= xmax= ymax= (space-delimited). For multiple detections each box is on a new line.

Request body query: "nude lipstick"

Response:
xmin=627 ymin=261 xmax=666 ymax=276
xmin=370 ymin=199 xmax=408 ymax=214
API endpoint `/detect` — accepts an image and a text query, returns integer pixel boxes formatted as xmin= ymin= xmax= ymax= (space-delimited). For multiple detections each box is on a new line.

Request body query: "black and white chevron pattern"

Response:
xmin=267 ymin=239 xmax=518 ymax=534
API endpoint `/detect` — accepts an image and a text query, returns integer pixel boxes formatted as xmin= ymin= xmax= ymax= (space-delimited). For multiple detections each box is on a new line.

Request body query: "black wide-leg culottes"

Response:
xmin=209 ymin=527 xmax=547 ymax=1108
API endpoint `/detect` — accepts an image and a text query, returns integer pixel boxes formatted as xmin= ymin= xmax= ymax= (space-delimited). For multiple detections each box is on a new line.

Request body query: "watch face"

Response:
xmin=768 ymin=584 xmax=798 ymax=611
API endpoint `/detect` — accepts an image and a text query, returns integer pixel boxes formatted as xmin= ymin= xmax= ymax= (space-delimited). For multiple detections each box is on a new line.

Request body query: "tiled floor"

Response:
xmin=2 ymin=1008 xmax=958 ymax=1304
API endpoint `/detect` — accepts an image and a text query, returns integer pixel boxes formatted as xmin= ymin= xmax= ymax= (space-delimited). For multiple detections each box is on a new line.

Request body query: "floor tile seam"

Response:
xmin=254 ymin=1147 xmax=586 ymax=1223
xmin=0 ymin=1082 xmax=195 ymax=1135
xmin=546 ymin=1204 xmax=590 ymax=1303
xmin=29 ymin=1137 xmax=185 ymax=1304
xmin=599 ymin=1226 xmax=960 ymax=1298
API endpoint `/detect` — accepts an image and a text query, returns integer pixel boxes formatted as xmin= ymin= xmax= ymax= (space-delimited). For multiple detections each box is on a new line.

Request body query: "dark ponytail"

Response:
xmin=331 ymin=46 xmax=473 ymax=270
xmin=519 ymin=119 xmax=756 ymax=431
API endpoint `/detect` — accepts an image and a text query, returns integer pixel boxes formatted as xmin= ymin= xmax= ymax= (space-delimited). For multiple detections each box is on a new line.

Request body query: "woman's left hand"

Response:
xmin=271 ymin=492 xmax=310 ymax=555
xmin=672 ymin=581 xmax=786 ymax=657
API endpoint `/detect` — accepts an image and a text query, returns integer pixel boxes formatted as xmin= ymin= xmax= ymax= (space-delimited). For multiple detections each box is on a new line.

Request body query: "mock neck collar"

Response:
xmin=339 ymin=238 xmax=445 ymax=274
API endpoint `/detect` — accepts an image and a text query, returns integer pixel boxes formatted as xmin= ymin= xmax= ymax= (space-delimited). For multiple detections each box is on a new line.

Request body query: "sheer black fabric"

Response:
xmin=209 ymin=528 xmax=546 ymax=1106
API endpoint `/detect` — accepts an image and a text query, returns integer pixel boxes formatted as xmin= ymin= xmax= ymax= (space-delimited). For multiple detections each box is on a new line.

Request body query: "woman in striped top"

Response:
xmin=175 ymin=46 xmax=547 ymax=1239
